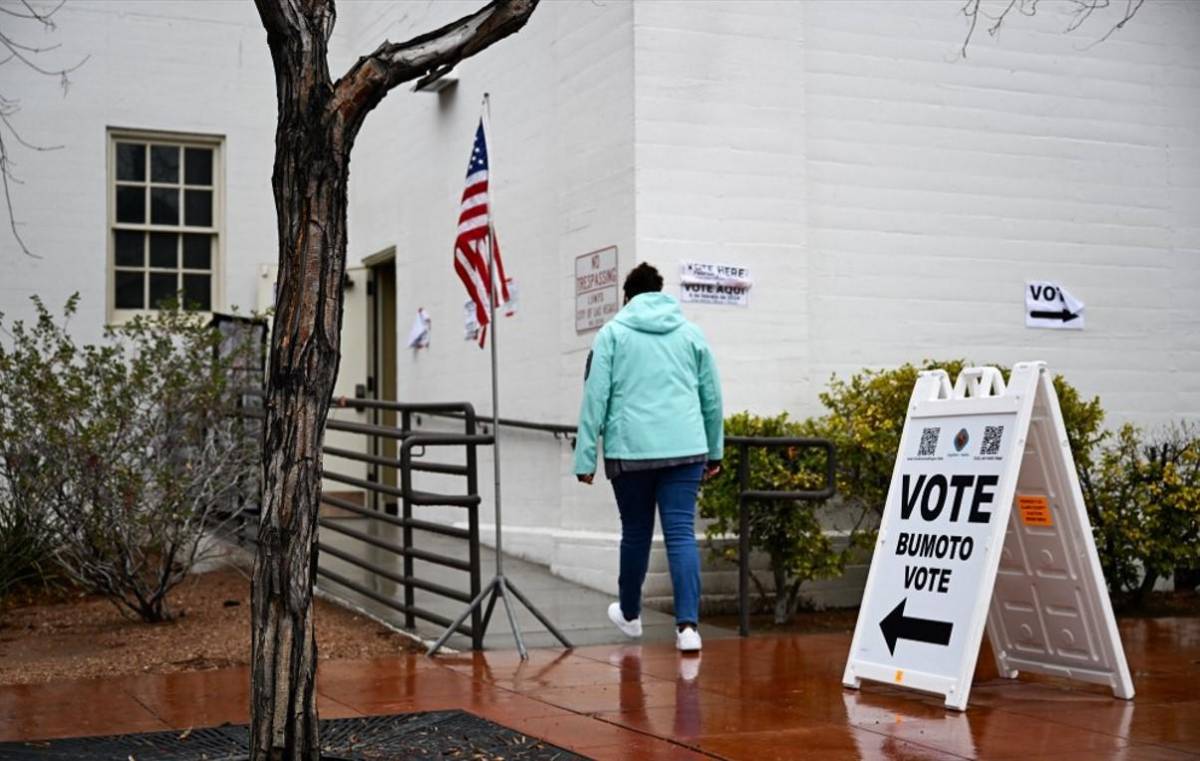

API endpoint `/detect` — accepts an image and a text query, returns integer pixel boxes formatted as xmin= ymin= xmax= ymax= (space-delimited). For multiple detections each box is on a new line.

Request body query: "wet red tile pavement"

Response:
xmin=1 ymin=616 xmax=1197 ymax=760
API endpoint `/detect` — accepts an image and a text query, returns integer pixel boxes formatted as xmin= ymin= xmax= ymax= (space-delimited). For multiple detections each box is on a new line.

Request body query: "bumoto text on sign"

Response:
xmin=843 ymin=363 xmax=1133 ymax=710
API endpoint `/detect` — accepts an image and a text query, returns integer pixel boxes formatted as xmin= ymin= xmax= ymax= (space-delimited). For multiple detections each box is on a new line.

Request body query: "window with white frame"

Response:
xmin=109 ymin=131 xmax=221 ymax=315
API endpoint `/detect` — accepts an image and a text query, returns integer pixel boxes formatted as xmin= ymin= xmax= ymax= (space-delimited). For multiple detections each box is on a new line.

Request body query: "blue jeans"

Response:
xmin=611 ymin=462 xmax=704 ymax=626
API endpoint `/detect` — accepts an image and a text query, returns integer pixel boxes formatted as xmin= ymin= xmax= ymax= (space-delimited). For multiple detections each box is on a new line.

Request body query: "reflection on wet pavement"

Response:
xmin=1 ymin=616 xmax=1197 ymax=760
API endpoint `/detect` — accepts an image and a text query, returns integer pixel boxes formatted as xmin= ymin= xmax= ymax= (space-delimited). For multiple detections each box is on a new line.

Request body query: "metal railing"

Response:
xmin=415 ymin=412 xmax=837 ymax=637
xmin=727 ymin=436 xmax=836 ymax=636
xmin=321 ymin=397 xmax=490 ymax=649
xmin=238 ymin=394 xmax=493 ymax=650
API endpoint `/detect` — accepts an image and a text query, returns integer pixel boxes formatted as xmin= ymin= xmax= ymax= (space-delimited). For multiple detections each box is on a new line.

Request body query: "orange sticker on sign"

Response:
xmin=1017 ymin=495 xmax=1053 ymax=527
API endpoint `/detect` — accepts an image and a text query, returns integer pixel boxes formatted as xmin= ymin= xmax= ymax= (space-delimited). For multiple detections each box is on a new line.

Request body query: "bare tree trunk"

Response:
xmin=250 ymin=11 xmax=349 ymax=756
xmin=250 ymin=138 xmax=350 ymax=760
xmin=249 ymin=2 xmax=538 ymax=759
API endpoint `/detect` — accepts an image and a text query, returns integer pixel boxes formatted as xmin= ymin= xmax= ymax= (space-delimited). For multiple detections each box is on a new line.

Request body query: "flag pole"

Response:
xmin=428 ymin=93 xmax=571 ymax=660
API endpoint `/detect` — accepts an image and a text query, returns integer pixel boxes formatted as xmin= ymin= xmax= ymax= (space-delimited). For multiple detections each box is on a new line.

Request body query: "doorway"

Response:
xmin=365 ymin=248 xmax=397 ymax=513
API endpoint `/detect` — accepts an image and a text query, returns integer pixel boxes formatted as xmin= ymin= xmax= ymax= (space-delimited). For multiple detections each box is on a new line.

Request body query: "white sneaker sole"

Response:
xmin=607 ymin=602 xmax=642 ymax=638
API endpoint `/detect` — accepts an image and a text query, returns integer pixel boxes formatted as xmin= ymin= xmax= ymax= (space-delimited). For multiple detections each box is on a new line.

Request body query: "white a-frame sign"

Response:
xmin=842 ymin=362 xmax=1134 ymax=710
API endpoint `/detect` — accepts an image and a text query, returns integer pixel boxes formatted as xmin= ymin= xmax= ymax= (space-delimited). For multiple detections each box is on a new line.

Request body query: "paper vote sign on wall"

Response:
xmin=842 ymin=363 xmax=1133 ymax=711
xmin=1026 ymin=281 xmax=1084 ymax=329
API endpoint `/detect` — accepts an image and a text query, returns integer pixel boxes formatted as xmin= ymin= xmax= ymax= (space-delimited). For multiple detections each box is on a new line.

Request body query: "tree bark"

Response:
xmin=250 ymin=4 xmax=345 ymax=757
xmin=249 ymin=2 xmax=538 ymax=759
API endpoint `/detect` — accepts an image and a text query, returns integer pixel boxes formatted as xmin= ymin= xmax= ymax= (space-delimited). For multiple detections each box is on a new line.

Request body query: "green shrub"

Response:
xmin=0 ymin=296 xmax=258 ymax=620
xmin=1082 ymin=422 xmax=1200 ymax=605
xmin=818 ymin=360 xmax=1105 ymax=520
xmin=699 ymin=412 xmax=860 ymax=623
xmin=700 ymin=360 xmax=1108 ymax=622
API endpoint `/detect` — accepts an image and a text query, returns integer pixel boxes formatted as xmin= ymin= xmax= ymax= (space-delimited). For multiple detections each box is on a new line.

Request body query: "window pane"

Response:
xmin=114 ymin=230 xmax=144 ymax=267
xmin=114 ymin=271 xmax=144 ymax=309
xmin=182 ymin=274 xmax=211 ymax=311
xmin=116 ymin=186 xmax=145 ymax=223
xmin=184 ymin=189 xmax=212 ymax=227
xmin=150 ymin=232 xmax=178 ymax=268
xmin=182 ymin=234 xmax=211 ymax=269
xmin=151 ymin=187 xmax=179 ymax=225
xmin=151 ymin=145 xmax=180 ymax=183
xmin=149 ymin=272 xmax=178 ymax=308
xmin=116 ymin=143 xmax=145 ymax=182
xmin=185 ymin=148 xmax=213 ymax=186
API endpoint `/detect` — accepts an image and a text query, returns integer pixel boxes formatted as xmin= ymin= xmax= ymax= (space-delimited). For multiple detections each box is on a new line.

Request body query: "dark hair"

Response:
xmin=623 ymin=262 xmax=664 ymax=302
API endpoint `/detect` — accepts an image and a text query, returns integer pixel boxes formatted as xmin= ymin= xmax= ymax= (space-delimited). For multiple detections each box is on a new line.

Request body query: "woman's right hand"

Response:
xmin=577 ymin=473 xmax=594 ymax=485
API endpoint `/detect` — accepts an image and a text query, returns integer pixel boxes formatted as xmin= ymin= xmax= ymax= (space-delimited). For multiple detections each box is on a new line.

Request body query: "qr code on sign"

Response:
xmin=981 ymin=425 xmax=1005 ymax=456
xmin=918 ymin=427 xmax=940 ymax=457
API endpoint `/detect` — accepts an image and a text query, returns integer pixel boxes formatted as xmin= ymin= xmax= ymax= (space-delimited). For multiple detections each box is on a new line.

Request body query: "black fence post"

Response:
xmin=738 ymin=441 xmax=751 ymax=638
xmin=401 ymin=410 xmax=415 ymax=630
xmin=466 ymin=407 xmax=483 ymax=650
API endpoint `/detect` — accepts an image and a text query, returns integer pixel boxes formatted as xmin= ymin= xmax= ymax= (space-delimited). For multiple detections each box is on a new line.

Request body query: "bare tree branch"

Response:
xmin=961 ymin=0 xmax=1143 ymax=57
xmin=20 ymin=0 xmax=67 ymax=29
xmin=0 ymin=130 xmax=37 ymax=258
xmin=0 ymin=30 xmax=88 ymax=80
xmin=0 ymin=0 xmax=64 ymax=25
xmin=1085 ymin=0 xmax=1145 ymax=48
xmin=330 ymin=0 xmax=538 ymax=136
xmin=0 ymin=0 xmax=87 ymax=258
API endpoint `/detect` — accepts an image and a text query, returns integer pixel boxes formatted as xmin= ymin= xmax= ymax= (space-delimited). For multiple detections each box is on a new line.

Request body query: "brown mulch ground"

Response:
xmin=0 ymin=567 xmax=421 ymax=685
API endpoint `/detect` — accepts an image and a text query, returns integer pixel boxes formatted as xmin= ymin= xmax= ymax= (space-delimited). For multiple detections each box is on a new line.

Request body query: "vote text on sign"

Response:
xmin=842 ymin=363 xmax=1133 ymax=710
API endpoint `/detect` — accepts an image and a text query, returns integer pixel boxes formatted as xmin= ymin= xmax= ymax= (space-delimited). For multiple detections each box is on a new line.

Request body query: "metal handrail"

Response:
xmin=732 ymin=437 xmax=836 ymax=637
xmin=417 ymin=409 xmax=576 ymax=438
xmin=412 ymin=413 xmax=839 ymax=637
xmin=252 ymin=388 xmax=838 ymax=642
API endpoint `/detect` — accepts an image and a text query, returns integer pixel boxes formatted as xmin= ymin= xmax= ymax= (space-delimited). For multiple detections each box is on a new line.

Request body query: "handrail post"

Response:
xmin=465 ymin=408 xmax=483 ymax=650
xmin=738 ymin=441 xmax=751 ymax=638
xmin=401 ymin=410 xmax=415 ymax=630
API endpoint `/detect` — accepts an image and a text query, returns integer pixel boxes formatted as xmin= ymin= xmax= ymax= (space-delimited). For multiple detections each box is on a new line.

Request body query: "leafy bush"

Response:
xmin=700 ymin=360 xmax=1107 ymax=622
xmin=699 ymin=412 xmax=863 ymax=623
xmin=818 ymin=360 xmax=1105 ymax=520
xmin=1082 ymin=422 xmax=1200 ymax=605
xmin=0 ymin=296 xmax=258 ymax=620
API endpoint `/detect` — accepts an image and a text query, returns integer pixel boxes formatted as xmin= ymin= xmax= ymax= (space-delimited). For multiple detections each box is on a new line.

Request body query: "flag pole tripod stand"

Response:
xmin=428 ymin=96 xmax=571 ymax=660
xmin=426 ymin=231 xmax=573 ymax=659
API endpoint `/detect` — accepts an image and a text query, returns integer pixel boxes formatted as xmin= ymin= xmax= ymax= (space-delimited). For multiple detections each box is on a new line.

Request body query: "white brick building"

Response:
xmin=4 ymin=0 xmax=1199 ymax=604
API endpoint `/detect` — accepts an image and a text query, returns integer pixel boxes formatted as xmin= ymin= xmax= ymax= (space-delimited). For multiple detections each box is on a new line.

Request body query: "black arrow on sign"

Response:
xmin=1029 ymin=308 xmax=1080 ymax=323
xmin=880 ymin=598 xmax=953 ymax=655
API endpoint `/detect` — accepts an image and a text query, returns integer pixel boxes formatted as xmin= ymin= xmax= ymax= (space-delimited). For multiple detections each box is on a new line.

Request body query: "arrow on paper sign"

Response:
xmin=880 ymin=599 xmax=953 ymax=655
xmin=1029 ymin=308 xmax=1081 ymax=323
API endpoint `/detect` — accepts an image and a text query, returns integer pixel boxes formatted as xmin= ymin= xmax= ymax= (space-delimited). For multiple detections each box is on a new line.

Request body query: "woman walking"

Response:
xmin=574 ymin=263 xmax=724 ymax=652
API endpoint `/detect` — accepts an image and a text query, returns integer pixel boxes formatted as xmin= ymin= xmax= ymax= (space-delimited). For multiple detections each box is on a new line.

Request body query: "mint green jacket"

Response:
xmin=573 ymin=292 xmax=724 ymax=475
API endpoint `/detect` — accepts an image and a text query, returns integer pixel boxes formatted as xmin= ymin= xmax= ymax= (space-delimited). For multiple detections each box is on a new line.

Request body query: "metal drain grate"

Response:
xmin=0 ymin=710 xmax=587 ymax=760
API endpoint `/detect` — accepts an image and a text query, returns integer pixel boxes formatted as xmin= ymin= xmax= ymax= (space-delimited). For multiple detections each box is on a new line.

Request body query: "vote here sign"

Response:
xmin=871 ymin=413 xmax=1017 ymax=659
xmin=843 ymin=364 xmax=1133 ymax=711
xmin=844 ymin=367 xmax=1026 ymax=709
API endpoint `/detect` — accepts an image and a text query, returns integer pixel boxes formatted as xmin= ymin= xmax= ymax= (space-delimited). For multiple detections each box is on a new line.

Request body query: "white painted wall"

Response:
xmin=329 ymin=0 xmax=1200 ymax=606
xmin=329 ymin=0 xmax=639 ymax=592
xmin=0 ymin=0 xmax=277 ymax=340
xmin=803 ymin=0 xmax=1200 ymax=428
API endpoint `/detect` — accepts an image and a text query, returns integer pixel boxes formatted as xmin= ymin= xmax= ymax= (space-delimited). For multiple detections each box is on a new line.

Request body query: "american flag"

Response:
xmin=455 ymin=118 xmax=510 ymax=348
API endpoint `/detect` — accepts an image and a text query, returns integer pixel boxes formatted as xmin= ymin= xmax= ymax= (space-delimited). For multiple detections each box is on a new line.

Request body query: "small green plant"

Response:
xmin=1082 ymin=422 xmax=1200 ymax=606
xmin=0 ymin=296 xmax=258 ymax=620
xmin=699 ymin=412 xmax=870 ymax=623
xmin=818 ymin=360 xmax=1105 ymax=520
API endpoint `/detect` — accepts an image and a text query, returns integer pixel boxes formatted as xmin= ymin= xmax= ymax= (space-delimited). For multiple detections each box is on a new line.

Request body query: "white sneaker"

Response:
xmin=607 ymin=602 xmax=643 ymax=638
xmin=676 ymin=626 xmax=702 ymax=653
